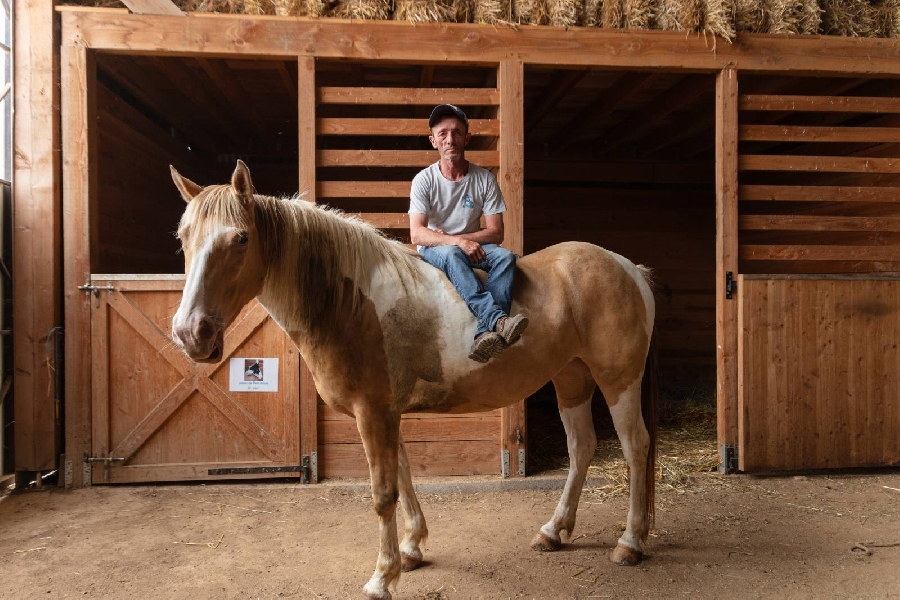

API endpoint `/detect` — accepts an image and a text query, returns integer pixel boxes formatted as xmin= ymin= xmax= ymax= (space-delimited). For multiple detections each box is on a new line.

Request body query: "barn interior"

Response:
xmin=91 ymin=54 xmax=900 ymax=473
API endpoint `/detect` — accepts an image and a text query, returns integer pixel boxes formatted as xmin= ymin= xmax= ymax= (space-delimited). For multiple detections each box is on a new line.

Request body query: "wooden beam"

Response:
xmin=499 ymin=60 xmax=526 ymax=477
xmin=741 ymin=245 xmax=900 ymax=261
xmin=319 ymin=86 xmax=500 ymax=106
xmin=740 ymin=124 xmax=900 ymax=143
xmin=740 ymin=215 xmax=900 ymax=232
xmin=298 ymin=56 xmax=316 ymax=202
xmin=318 ymin=180 xmax=410 ymax=197
xmin=120 ymin=0 xmax=183 ymax=15
xmin=317 ymin=149 xmax=499 ymax=167
xmin=14 ymin=0 xmax=61 ymax=475
xmin=318 ymin=117 xmax=499 ymax=136
xmin=740 ymin=184 xmax=900 ymax=202
xmin=523 ymin=69 xmax=588 ymax=134
xmin=740 ymin=155 xmax=900 ymax=174
xmin=741 ymin=94 xmax=900 ymax=113
xmin=353 ymin=213 xmax=410 ymax=229
xmin=61 ymin=42 xmax=96 ymax=487
xmin=550 ymin=72 xmax=654 ymax=156
xmin=60 ymin=12 xmax=900 ymax=76
xmin=192 ymin=57 xmax=271 ymax=144
xmin=715 ymin=68 xmax=739 ymax=464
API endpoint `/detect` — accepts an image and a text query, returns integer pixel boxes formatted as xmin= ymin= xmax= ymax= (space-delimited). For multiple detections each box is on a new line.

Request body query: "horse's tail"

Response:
xmin=641 ymin=330 xmax=659 ymax=534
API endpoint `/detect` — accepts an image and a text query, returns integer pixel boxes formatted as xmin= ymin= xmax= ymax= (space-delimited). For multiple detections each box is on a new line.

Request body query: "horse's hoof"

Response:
xmin=401 ymin=552 xmax=422 ymax=572
xmin=610 ymin=544 xmax=643 ymax=566
xmin=362 ymin=588 xmax=391 ymax=600
xmin=530 ymin=531 xmax=562 ymax=552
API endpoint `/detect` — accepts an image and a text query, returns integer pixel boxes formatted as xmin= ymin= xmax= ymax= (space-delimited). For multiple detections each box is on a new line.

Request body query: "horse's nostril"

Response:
xmin=195 ymin=317 xmax=216 ymax=341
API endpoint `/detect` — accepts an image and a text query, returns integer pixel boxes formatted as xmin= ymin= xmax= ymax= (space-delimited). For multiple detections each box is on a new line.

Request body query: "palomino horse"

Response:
xmin=170 ymin=161 xmax=658 ymax=600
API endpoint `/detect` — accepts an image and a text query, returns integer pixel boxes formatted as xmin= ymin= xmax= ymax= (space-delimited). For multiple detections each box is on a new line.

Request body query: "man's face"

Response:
xmin=429 ymin=117 xmax=471 ymax=161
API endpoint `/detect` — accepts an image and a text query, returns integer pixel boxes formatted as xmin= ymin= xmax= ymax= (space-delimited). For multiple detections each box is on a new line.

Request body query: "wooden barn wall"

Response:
xmin=524 ymin=160 xmax=716 ymax=382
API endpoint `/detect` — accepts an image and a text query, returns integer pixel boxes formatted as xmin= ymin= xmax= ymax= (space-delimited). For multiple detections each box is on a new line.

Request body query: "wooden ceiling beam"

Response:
xmin=548 ymin=71 xmax=655 ymax=156
xmin=194 ymin=57 xmax=273 ymax=145
xmin=524 ymin=69 xmax=588 ymax=135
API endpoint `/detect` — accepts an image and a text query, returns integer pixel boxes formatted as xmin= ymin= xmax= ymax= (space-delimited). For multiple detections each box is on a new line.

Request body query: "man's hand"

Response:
xmin=457 ymin=238 xmax=486 ymax=264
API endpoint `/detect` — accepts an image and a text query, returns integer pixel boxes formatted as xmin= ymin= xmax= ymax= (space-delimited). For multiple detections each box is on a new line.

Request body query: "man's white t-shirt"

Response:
xmin=409 ymin=162 xmax=506 ymax=251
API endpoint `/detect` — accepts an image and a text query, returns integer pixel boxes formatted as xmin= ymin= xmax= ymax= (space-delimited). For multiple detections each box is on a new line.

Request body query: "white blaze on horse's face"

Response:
xmin=169 ymin=161 xmax=265 ymax=363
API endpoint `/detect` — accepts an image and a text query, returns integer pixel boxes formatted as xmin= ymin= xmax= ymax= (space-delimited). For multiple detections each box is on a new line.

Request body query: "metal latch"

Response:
xmin=85 ymin=456 xmax=125 ymax=463
xmin=720 ymin=444 xmax=738 ymax=473
xmin=78 ymin=282 xmax=115 ymax=307
xmin=725 ymin=271 xmax=736 ymax=300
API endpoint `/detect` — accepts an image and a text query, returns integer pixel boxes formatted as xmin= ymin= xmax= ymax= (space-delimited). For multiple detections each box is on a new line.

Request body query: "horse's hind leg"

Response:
xmin=397 ymin=434 xmax=428 ymax=571
xmin=531 ymin=359 xmax=597 ymax=552
xmin=600 ymin=376 xmax=651 ymax=566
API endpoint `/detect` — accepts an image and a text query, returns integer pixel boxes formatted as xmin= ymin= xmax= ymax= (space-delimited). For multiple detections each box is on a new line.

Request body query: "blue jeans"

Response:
xmin=420 ymin=244 xmax=517 ymax=337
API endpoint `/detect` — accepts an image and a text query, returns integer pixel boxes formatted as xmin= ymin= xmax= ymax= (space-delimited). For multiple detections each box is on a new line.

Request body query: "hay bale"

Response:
xmin=474 ymin=0 xmax=514 ymax=22
xmin=601 ymin=0 xmax=625 ymax=26
xmin=767 ymin=0 xmax=821 ymax=34
xmin=624 ymin=0 xmax=656 ymax=28
xmin=331 ymin=0 xmax=391 ymax=18
xmin=734 ymin=0 xmax=769 ymax=31
xmin=394 ymin=0 xmax=454 ymax=21
xmin=305 ymin=0 xmax=332 ymax=15
xmin=821 ymin=0 xmax=876 ymax=36
xmin=513 ymin=0 xmax=549 ymax=24
xmin=583 ymin=0 xmax=603 ymax=25
xmin=655 ymin=0 xmax=704 ymax=31
xmin=453 ymin=0 xmax=477 ymax=20
xmin=873 ymin=0 xmax=900 ymax=37
xmin=548 ymin=0 xmax=583 ymax=25
xmin=273 ymin=0 xmax=306 ymax=14
xmin=704 ymin=0 xmax=736 ymax=39
xmin=184 ymin=0 xmax=246 ymax=12
xmin=243 ymin=0 xmax=276 ymax=13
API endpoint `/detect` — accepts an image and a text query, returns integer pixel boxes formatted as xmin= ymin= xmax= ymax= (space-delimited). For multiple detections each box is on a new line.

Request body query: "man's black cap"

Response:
xmin=428 ymin=104 xmax=469 ymax=130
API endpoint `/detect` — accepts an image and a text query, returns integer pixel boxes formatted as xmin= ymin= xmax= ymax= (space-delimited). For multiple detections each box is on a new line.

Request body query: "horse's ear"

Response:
xmin=170 ymin=165 xmax=203 ymax=203
xmin=231 ymin=160 xmax=255 ymax=209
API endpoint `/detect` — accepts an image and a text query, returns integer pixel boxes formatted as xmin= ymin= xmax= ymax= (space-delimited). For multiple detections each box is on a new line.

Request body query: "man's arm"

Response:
xmin=456 ymin=213 xmax=504 ymax=246
xmin=410 ymin=213 xmax=503 ymax=264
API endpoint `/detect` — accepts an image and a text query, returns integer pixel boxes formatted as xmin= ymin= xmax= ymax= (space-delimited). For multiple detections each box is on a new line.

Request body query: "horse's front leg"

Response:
xmin=397 ymin=433 xmax=428 ymax=571
xmin=357 ymin=407 xmax=402 ymax=600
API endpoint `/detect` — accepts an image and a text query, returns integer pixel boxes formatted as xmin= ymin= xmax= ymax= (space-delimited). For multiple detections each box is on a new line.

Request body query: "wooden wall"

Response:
xmin=738 ymin=276 xmax=900 ymax=470
xmin=524 ymin=160 xmax=717 ymax=382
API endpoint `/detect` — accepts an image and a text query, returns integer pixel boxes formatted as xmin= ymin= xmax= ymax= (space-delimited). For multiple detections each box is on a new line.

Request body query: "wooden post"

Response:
xmin=61 ymin=42 xmax=96 ymax=487
xmin=297 ymin=55 xmax=318 ymax=481
xmin=715 ymin=68 xmax=739 ymax=466
xmin=13 ymin=0 xmax=61 ymax=475
xmin=499 ymin=60 xmax=526 ymax=476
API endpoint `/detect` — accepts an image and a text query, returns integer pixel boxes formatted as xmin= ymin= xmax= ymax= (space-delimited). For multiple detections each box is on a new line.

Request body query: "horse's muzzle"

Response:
xmin=172 ymin=316 xmax=225 ymax=363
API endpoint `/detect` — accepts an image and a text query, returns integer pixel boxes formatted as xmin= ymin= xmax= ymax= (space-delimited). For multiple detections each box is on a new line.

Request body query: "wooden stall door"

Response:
xmin=90 ymin=276 xmax=300 ymax=483
xmin=737 ymin=276 xmax=900 ymax=471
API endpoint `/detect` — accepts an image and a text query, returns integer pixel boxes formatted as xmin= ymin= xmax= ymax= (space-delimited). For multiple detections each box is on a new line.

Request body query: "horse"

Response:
xmin=170 ymin=161 xmax=658 ymax=600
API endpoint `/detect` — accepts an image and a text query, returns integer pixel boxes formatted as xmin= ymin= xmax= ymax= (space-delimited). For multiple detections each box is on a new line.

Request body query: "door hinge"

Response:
xmin=720 ymin=444 xmax=738 ymax=473
xmin=78 ymin=282 xmax=115 ymax=307
xmin=518 ymin=448 xmax=526 ymax=476
xmin=725 ymin=271 xmax=736 ymax=300
xmin=501 ymin=449 xmax=510 ymax=478
xmin=85 ymin=456 xmax=125 ymax=463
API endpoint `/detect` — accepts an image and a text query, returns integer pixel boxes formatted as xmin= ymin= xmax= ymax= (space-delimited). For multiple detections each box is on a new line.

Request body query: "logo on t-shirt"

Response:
xmin=462 ymin=193 xmax=475 ymax=209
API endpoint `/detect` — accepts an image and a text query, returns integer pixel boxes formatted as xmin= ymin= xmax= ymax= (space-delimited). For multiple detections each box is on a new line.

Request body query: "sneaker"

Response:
xmin=495 ymin=314 xmax=529 ymax=346
xmin=468 ymin=331 xmax=505 ymax=363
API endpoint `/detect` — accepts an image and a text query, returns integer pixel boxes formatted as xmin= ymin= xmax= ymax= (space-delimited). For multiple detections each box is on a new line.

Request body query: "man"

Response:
xmin=409 ymin=104 xmax=529 ymax=363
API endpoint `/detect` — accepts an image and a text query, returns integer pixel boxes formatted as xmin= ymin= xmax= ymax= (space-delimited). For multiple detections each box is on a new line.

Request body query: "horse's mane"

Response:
xmin=180 ymin=184 xmax=422 ymax=342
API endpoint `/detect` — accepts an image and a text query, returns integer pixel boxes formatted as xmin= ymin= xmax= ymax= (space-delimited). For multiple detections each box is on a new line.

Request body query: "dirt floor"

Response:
xmin=2 ymin=469 xmax=900 ymax=599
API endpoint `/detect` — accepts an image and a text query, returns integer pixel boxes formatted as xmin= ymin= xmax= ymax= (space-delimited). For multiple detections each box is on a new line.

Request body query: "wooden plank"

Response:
xmin=318 ymin=117 xmax=499 ymax=136
xmin=499 ymin=60 xmax=527 ymax=477
xmin=318 ymin=86 xmax=500 ymax=106
xmin=90 ymin=288 xmax=110 ymax=481
xmin=298 ymin=56 xmax=316 ymax=202
xmin=741 ymin=245 xmax=900 ymax=261
xmin=716 ymin=68 xmax=739 ymax=455
xmin=320 ymin=439 xmax=498 ymax=477
xmin=353 ymin=213 xmax=409 ymax=229
xmin=318 ymin=180 xmax=410 ymax=198
xmin=740 ymin=155 xmax=900 ymax=174
xmin=300 ymin=360 xmax=318 ymax=482
xmin=740 ymin=94 xmax=900 ymax=113
xmin=740 ymin=124 xmax=900 ymax=143
xmin=740 ymin=184 xmax=900 ymax=202
xmin=318 ymin=149 xmax=499 ymax=168
xmin=740 ymin=215 xmax=900 ymax=232
xmin=61 ymin=12 xmax=900 ymax=75
xmin=62 ymin=42 xmax=95 ymax=486
xmin=320 ymin=417 xmax=500 ymax=443
xmin=120 ymin=0 xmax=183 ymax=15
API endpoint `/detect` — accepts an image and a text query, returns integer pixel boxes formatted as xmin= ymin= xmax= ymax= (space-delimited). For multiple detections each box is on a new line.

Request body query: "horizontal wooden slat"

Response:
xmin=320 ymin=416 xmax=500 ymax=443
xmin=739 ymin=124 xmax=900 ymax=143
xmin=318 ymin=149 xmax=499 ymax=168
xmin=318 ymin=117 xmax=499 ymax=136
xmin=740 ymin=184 xmax=900 ymax=202
xmin=742 ymin=260 xmax=900 ymax=274
xmin=318 ymin=403 xmax=503 ymax=420
xmin=740 ymin=155 xmax=900 ymax=174
xmin=354 ymin=212 xmax=409 ymax=229
xmin=741 ymin=244 xmax=900 ymax=261
xmin=318 ymin=87 xmax=500 ymax=106
xmin=740 ymin=215 xmax=900 ymax=232
xmin=318 ymin=180 xmax=411 ymax=198
xmin=320 ymin=439 xmax=498 ymax=477
xmin=741 ymin=94 xmax=900 ymax=113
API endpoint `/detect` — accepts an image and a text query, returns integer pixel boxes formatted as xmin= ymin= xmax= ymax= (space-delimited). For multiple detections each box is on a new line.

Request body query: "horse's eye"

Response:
xmin=237 ymin=232 xmax=249 ymax=245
